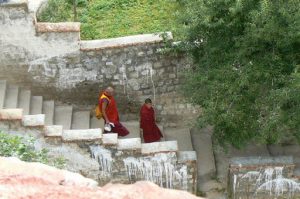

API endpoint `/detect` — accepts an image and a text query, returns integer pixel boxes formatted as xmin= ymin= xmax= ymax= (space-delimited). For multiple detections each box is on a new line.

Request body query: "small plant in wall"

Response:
xmin=0 ymin=131 xmax=65 ymax=169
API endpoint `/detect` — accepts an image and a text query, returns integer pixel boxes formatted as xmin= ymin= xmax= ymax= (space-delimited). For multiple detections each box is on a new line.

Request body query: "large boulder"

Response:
xmin=0 ymin=157 xmax=204 ymax=199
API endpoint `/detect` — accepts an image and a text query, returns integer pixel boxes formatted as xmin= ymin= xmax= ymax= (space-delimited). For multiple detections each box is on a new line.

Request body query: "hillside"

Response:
xmin=38 ymin=0 xmax=180 ymax=40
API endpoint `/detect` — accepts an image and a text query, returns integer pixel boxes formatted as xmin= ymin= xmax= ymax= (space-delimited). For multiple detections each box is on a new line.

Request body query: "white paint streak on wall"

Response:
xmin=123 ymin=153 xmax=188 ymax=190
xmin=89 ymin=145 xmax=113 ymax=177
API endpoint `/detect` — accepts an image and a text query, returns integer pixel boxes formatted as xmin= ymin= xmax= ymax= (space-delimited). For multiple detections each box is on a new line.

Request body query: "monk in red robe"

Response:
xmin=140 ymin=98 xmax=163 ymax=143
xmin=99 ymin=87 xmax=129 ymax=136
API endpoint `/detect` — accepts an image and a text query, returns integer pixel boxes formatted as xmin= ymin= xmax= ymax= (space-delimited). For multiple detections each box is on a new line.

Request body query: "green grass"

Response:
xmin=38 ymin=0 xmax=180 ymax=40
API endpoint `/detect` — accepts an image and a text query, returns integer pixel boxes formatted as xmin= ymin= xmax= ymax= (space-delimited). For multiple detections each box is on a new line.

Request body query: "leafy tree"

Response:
xmin=178 ymin=0 xmax=300 ymax=148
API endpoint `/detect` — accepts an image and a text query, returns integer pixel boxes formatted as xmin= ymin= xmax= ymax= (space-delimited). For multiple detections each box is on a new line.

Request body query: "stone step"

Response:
xmin=71 ymin=111 xmax=90 ymax=129
xmin=0 ymin=80 xmax=6 ymax=109
xmin=293 ymin=168 xmax=300 ymax=178
xmin=18 ymin=89 xmax=31 ymax=115
xmin=90 ymin=116 xmax=104 ymax=129
xmin=117 ymin=137 xmax=141 ymax=150
xmin=42 ymin=100 xmax=55 ymax=125
xmin=62 ymin=128 xmax=102 ymax=142
xmin=0 ymin=109 xmax=23 ymax=120
xmin=54 ymin=105 xmax=73 ymax=130
xmin=4 ymin=85 xmax=19 ymax=108
xmin=30 ymin=96 xmax=43 ymax=114
xmin=190 ymin=127 xmax=216 ymax=190
xmin=157 ymin=123 xmax=165 ymax=141
xmin=164 ymin=127 xmax=194 ymax=151
xmin=44 ymin=125 xmax=63 ymax=137
xmin=141 ymin=140 xmax=178 ymax=155
xmin=120 ymin=121 xmax=140 ymax=139
xmin=22 ymin=114 xmax=45 ymax=127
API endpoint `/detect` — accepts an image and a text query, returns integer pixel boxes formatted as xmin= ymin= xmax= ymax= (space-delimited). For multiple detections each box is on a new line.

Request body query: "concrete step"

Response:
xmin=18 ymin=89 xmax=31 ymax=115
xmin=30 ymin=96 xmax=43 ymax=114
xmin=293 ymin=168 xmax=300 ymax=178
xmin=62 ymin=128 xmax=102 ymax=142
xmin=54 ymin=105 xmax=73 ymax=130
xmin=164 ymin=127 xmax=194 ymax=151
xmin=71 ymin=111 xmax=90 ymax=129
xmin=157 ymin=123 xmax=165 ymax=141
xmin=120 ymin=121 xmax=140 ymax=139
xmin=4 ymin=85 xmax=19 ymax=108
xmin=0 ymin=80 xmax=6 ymax=109
xmin=90 ymin=116 xmax=104 ymax=129
xmin=42 ymin=100 xmax=55 ymax=125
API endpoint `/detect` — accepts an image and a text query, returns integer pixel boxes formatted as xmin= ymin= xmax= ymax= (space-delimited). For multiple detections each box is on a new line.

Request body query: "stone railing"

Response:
xmin=0 ymin=108 xmax=197 ymax=194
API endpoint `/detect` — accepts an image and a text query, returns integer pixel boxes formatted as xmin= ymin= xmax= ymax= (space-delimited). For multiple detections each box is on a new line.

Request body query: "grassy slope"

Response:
xmin=38 ymin=0 xmax=180 ymax=40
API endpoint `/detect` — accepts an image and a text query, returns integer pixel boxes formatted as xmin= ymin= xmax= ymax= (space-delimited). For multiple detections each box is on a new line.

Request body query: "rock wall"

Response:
xmin=0 ymin=117 xmax=197 ymax=194
xmin=228 ymin=156 xmax=300 ymax=199
xmin=0 ymin=0 xmax=199 ymax=126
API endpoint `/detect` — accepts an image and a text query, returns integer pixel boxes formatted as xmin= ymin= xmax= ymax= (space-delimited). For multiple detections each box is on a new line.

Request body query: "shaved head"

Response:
xmin=105 ymin=86 xmax=114 ymax=96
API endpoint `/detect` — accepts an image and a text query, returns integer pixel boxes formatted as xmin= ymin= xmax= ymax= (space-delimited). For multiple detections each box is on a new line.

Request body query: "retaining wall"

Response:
xmin=0 ymin=109 xmax=197 ymax=193
xmin=0 ymin=0 xmax=199 ymax=126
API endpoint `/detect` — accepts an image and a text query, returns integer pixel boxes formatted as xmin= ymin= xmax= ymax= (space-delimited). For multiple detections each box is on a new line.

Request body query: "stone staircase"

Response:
xmin=0 ymin=80 xmax=197 ymax=193
xmin=0 ymin=80 xmax=194 ymax=149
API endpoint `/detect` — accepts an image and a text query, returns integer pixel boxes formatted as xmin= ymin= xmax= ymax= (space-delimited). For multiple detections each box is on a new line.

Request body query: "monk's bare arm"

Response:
xmin=101 ymin=100 xmax=110 ymax=123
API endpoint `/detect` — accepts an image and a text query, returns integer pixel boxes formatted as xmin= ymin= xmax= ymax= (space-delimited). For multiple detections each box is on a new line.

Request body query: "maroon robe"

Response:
xmin=140 ymin=104 xmax=163 ymax=143
xmin=99 ymin=93 xmax=129 ymax=137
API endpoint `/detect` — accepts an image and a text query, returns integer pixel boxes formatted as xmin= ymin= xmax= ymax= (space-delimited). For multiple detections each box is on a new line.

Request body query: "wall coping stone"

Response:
xmin=36 ymin=22 xmax=80 ymax=33
xmin=44 ymin=125 xmax=63 ymax=137
xmin=0 ymin=0 xmax=27 ymax=8
xmin=22 ymin=114 xmax=45 ymax=126
xmin=177 ymin=151 xmax=197 ymax=163
xmin=230 ymin=156 xmax=294 ymax=167
xmin=0 ymin=109 xmax=23 ymax=120
xmin=117 ymin=138 xmax=141 ymax=150
xmin=141 ymin=141 xmax=178 ymax=155
xmin=80 ymin=32 xmax=172 ymax=51
xmin=102 ymin=133 xmax=118 ymax=145
xmin=62 ymin=128 xmax=102 ymax=142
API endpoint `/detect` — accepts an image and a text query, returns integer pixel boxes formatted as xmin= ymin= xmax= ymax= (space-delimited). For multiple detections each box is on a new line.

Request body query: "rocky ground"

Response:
xmin=0 ymin=156 xmax=204 ymax=199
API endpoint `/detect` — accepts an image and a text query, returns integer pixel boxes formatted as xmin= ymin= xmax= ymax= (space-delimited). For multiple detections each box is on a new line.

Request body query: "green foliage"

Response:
xmin=38 ymin=0 xmax=73 ymax=22
xmin=0 ymin=131 xmax=65 ymax=169
xmin=179 ymin=0 xmax=300 ymax=148
xmin=38 ymin=0 xmax=180 ymax=39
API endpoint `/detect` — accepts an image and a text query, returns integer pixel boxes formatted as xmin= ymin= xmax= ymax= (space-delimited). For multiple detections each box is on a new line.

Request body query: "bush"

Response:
xmin=0 ymin=131 xmax=65 ymax=169
xmin=179 ymin=0 xmax=300 ymax=148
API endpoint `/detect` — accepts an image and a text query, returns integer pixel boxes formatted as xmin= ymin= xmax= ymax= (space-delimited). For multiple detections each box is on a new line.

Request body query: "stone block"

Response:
xmin=22 ymin=114 xmax=45 ymax=126
xmin=138 ymin=52 xmax=145 ymax=56
xmin=80 ymin=32 xmax=172 ymax=51
xmin=141 ymin=141 xmax=178 ymax=155
xmin=0 ymin=109 xmax=22 ymax=120
xmin=177 ymin=151 xmax=197 ymax=163
xmin=102 ymin=133 xmax=118 ymax=145
xmin=117 ymin=138 xmax=141 ymax=150
xmin=44 ymin=125 xmax=63 ymax=137
xmin=169 ymin=74 xmax=176 ymax=78
xmin=35 ymin=22 xmax=81 ymax=33
xmin=153 ymin=62 xmax=163 ymax=69
xmin=62 ymin=128 xmax=102 ymax=142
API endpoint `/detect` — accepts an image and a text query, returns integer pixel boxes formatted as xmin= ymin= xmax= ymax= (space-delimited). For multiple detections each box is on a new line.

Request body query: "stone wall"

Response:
xmin=228 ymin=156 xmax=300 ymax=199
xmin=0 ymin=0 xmax=199 ymax=127
xmin=0 ymin=111 xmax=197 ymax=194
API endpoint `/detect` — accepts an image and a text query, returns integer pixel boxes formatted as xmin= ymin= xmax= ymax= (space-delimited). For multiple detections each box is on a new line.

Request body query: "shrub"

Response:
xmin=0 ymin=131 xmax=65 ymax=169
